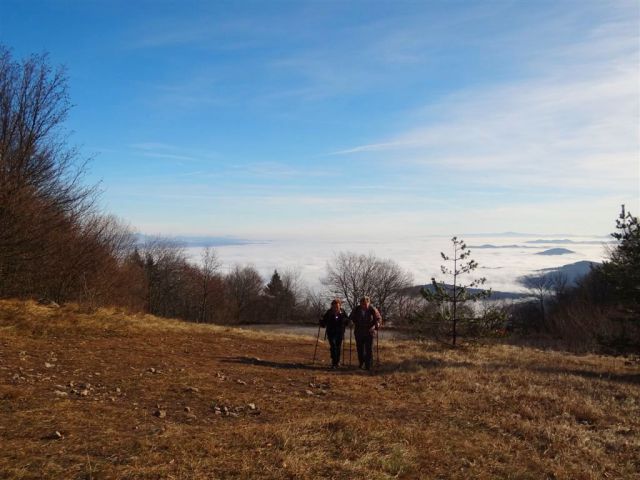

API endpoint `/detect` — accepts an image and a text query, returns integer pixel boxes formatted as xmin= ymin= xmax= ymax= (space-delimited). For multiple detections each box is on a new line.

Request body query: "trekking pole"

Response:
xmin=376 ymin=328 xmax=380 ymax=367
xmin=349 ymin=326 xmax=352 ymax=366
xmin=342 ymin=329 xmax=345 ymax=366
xmin=312 ymin=324 xmax=321 ymax=364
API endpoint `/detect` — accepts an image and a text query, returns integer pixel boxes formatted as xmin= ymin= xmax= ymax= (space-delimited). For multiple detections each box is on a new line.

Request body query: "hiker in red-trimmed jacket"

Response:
xmin=320 ymin=299 xmax=349 ymax=369
xmin=349 ymin=296 xmax=382 ymax=370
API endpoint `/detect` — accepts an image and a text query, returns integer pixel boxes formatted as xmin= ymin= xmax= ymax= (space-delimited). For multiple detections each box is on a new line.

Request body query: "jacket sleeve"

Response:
xmin=341 ymin=310 xmax=349 ymax=327
xmin=371 ymin=307 xmax=382 ymax=329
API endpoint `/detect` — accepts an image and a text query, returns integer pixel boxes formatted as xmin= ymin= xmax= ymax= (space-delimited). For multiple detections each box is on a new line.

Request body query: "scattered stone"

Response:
xmin=184 ymin=406 xmax=191 ymax=413
xmin=236 ymin=379 xmax=247 ymax=385
xmin=50 ymin=431 xmax=63 ymax=440
xmin=79 ymin=389 xmax=89 ymax=397
xmin=305 ymin=390 xmax=314 ymax=396
xmin=45 ymin=362 xmax=55 ymax=369
xmin=153 ymin=409 xmax=166 ymax=418
xmin=115 ymin=387 xmax=121 ymax=394
xmin=148 ymin=368 xmax=156 ymax=374
xmin=54 ymin=390 xmax=68 ymax=397
xmin=247 ymin=403 xmax=256 ymax=410
xmin=184 ymin=386 xmax=200 ymax=393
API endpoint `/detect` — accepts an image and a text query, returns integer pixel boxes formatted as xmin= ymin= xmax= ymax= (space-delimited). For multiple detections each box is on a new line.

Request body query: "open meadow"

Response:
xmin=0 ymin=300 xmax=638 ymax=479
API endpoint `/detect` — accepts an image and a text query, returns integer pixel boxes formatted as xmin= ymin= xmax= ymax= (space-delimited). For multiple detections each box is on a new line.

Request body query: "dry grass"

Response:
xmin=0 ymin=299 xmax=638 ymax=479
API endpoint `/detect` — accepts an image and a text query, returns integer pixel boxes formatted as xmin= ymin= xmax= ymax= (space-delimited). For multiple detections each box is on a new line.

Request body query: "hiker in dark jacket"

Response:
xmin=349 ymin=296 xmax=382 ymax=370
xmin=320 ymin=299 xmax=349 ymax=368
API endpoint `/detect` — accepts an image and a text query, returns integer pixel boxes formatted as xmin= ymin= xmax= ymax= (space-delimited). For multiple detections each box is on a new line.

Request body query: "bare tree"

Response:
xmin=225 ymin=265 xmax=263 ymax=323
xmin=139 ymin=239 xmax=189 ymax=318
xmin=199 ymin=247 xmax=222 ymax=323
xmin=323 ymin=252 xmax=413 ymax=323
xmin=521 ymin=273 xmax=557 ymax=330
xmin=0 ymin=46 xmax=96 ymax=298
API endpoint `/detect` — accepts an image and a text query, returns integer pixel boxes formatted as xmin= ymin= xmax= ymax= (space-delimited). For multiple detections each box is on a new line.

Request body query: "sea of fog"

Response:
xmin=184 ymin=234 xmax=610 ymax=294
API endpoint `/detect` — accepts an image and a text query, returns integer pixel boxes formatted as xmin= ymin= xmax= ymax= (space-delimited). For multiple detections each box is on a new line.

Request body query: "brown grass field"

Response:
xmin=0 ymin=300 xmax=638 ymax=479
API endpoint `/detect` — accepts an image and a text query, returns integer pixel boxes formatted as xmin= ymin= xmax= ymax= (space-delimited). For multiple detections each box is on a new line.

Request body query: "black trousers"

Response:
xmin=327 ymin=331 xmax=343 ymax=366
xmin=355 ymin=334 xmax=374 ymax=369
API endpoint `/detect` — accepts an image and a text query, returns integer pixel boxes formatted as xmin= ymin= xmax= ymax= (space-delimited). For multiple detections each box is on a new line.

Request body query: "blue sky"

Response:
xmin=2 ymin=0 xmax=639 ymax=239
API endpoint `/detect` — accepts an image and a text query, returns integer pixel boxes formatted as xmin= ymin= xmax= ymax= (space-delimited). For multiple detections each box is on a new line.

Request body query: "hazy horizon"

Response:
xmin=175 ymin=233 xmax=609 ymax=294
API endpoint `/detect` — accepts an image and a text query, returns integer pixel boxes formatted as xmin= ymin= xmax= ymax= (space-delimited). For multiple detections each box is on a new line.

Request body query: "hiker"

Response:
xmin=320 ymin=299 xmax=349 ymax=368
xmin=349 ymin=296 xmax=382 ymax=370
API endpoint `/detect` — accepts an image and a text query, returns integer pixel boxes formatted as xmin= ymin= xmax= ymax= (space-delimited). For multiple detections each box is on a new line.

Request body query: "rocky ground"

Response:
xmin=0 ymin=300 xmax=638 ymax=479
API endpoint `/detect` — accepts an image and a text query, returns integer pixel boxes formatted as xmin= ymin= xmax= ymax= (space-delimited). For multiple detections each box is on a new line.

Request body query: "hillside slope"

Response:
xmin=0 ymin=300 xmax=638 ymax=479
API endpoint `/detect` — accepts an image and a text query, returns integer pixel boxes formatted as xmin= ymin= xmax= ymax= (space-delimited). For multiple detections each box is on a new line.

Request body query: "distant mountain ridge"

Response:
xmin=536 ymin=248 xmax=575 ymax=256
xmin=521 ymin=260 xmax=600 ymax=287
xmin=526 ymin=239 xmax=610 ymax=245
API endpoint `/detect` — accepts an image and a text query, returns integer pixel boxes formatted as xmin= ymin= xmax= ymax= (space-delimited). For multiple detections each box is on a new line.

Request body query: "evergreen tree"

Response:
xmin=265 ymin=270 xmax=285 ymax=297
xmin=265 ymin=270 xmax=295 ymax=322
xmin=421 ymin=237 xmax=491 ymax=345
xmin=600 ymin=205 xmax=640 ymax=314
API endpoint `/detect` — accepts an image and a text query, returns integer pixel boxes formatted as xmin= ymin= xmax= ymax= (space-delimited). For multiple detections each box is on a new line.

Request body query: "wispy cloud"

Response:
xmin=128 ymin=143 xmax=218 ymax=164
xmin=330 ymin=17 xmax=639 ymax=194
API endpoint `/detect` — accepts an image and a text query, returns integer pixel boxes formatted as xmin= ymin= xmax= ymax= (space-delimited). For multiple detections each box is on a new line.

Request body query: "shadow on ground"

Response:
xmin=220 ymin=355 xmax=474 ymax=375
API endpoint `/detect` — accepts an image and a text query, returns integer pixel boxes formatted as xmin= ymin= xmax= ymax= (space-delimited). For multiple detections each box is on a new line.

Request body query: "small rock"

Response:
xmin=153 ymin=409 xmax=166 ymax=418
xmin=305 ymin=390 xmax=314 ymax=396
xmin=79 ymin=389 xmax=89 ymax=397
xmin=148 ymin=368 xmax=156 ymax=374
xmin=115 ymin=387 xmax=121 ymax=394
xmin=247 ymin=403 xmax=256 ymax=410
xmin=45 ymin=362 xmax=55 ymax=369
xmin=236 ymin=379 xmax=247 ymax=385
xmin=54 ymin=390 xmax=68 ymax=397
xmin=50 ymin=431 xmax=63 ymax=440
xmin=184 ymin=406 xmax=191 ymax=413
xmin=184 ymin=386 xmax=200 ymax=393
